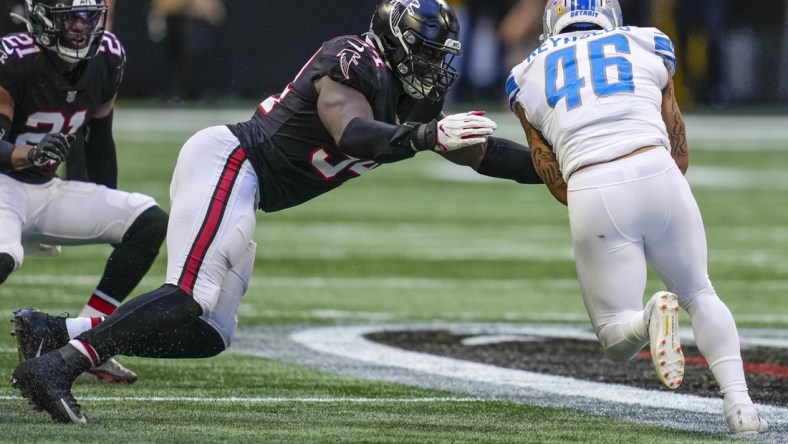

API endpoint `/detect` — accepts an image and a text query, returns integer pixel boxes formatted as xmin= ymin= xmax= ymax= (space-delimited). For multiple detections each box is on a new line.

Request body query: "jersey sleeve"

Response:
xmin=98 ymin=31 xmax=126 ymax=103
xmin=0 ymin=35 xmax=32 ymax=105
xmin=652 ymin=29 xmax=676 ymax=77
xmin=506 ymin=71 xmax=521 ymax=114
xmin=320 ymin=36 xmax=384 ymax=100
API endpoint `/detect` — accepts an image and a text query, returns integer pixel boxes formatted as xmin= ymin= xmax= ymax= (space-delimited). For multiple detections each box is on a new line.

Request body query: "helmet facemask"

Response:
xmin=25 ymin=0 xmax=108 ymax=63
xmin=394 ymin=29 xmax=461 ymax=101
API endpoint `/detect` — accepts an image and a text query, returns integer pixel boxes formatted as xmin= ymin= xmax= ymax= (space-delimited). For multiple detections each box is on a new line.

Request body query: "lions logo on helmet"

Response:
xmin=22 ymin=0 xmax=108 ymax=63
xmin=540 ymin=0 xmax=623 ymax=43
xmin=367 ymin=0 xmax=462 ymax=102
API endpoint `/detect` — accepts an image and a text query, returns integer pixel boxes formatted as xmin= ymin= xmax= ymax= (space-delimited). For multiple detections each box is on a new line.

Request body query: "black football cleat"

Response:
xmin=11 ymin=308 xmax=138 ymax=384
xmin=10 ymin=347 xmax=93 ymax=424
xmin=10 ymin=308 xmax=70 ymax=363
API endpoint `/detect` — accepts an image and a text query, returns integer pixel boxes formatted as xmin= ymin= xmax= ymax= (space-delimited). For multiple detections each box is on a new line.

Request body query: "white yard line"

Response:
xmin=0 ymin=395 xmax=485 ymax=403
xmin=284 ymin=324 xmax=788 ymax=434
xmin=228 ymin=323 xmax=788 ymax=438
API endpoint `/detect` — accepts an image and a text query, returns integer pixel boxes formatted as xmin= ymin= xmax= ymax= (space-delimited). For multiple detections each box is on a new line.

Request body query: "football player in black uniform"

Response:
xmin=0 ymin=0 xmax=168 ymax=384
xmin=10 ymin=0 xmax=540 ymax=423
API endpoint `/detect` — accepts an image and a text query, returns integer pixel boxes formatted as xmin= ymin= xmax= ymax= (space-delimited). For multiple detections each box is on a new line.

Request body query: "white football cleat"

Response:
xmin=645 ymin=291 xmax=684 ymax=389
xmin=725 ymin=404 xmax=768 ymax=435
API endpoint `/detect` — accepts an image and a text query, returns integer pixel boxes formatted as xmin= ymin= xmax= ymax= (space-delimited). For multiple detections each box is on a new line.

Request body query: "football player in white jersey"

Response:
xmin=506 ymin=0 xmax=768 ymax=435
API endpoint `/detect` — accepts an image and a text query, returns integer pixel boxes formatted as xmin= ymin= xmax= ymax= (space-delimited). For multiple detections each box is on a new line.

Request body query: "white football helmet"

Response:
xmin=540 ymin=0 xmax=623 ymax=43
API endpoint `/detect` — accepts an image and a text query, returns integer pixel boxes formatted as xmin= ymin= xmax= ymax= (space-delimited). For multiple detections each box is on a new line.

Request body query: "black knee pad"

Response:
xmin=0 ymin=252 xmax=15 ymax=284
xmin=97 ymin=206 xmax=169 ymax=302
xmin=123 ymin=206 xmax=168 ymax=251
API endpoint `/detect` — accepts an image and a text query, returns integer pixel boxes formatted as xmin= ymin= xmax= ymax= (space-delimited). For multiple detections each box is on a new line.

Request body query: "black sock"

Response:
xmin=0 ymin=252 xmax=15 ymax=284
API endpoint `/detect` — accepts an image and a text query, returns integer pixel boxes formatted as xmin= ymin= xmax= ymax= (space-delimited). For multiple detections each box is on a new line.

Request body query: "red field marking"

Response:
xmin=637 ymin=351 xmax=788 ymax=378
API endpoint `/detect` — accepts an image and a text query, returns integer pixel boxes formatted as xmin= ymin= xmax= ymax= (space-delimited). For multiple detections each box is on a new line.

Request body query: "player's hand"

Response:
xmin=433 ymin=111 xmax=497 ymax=153
xmin=27 ymin=133 xmax=74 ymax=167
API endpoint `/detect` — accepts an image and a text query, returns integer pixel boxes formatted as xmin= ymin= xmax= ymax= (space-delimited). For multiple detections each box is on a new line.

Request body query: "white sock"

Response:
xmin=709 ymin=356 xmax=755 ymax=414
xmin=65 ymin=317 xmax=104 ymax=340
xmin=597 ymin=310 xmax=649 ymax=361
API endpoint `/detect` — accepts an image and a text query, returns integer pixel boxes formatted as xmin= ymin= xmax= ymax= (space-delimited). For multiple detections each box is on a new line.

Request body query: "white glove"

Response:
xmin=433 ymin=111 xmax=497 ymax=153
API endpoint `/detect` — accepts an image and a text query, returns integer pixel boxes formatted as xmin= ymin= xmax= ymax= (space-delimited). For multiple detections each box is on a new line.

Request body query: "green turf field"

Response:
xmin=0 ymin=107 xmax=785 ymax=442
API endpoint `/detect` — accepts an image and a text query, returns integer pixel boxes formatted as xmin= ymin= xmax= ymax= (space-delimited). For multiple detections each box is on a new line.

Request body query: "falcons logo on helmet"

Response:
xmin=338 ymin=48 xmax=362 ymax=80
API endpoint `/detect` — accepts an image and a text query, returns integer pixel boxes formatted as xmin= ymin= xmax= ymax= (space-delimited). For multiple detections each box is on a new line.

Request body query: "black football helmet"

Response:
xmin=23 ymin=0 xmax=108 ymax=63
xmin=367 ymin=0 xmax=462 ymax=102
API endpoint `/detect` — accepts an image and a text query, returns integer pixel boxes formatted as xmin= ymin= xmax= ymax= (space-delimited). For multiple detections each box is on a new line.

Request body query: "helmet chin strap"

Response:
xmin=9 ymin=11 xmax=32 ymax=29
xmin=55 ymin=43 xmax=89 ymax=64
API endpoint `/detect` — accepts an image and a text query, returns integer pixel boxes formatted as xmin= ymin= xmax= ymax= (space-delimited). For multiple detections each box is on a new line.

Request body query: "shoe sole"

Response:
xmin=88 ymin=368 xmax=137 ymax=384
xmin=648 ymin=291 xmax=684 ymax=389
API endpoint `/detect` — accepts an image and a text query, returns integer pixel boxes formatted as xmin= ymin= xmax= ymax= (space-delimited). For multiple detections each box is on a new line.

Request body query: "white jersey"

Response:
xmin=507 ymin=26 xmax=676 ymax=180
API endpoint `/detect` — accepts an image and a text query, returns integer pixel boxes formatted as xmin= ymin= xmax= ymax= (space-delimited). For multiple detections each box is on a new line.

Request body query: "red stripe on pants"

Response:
xmin=179 ymin=147 xmax=247 ymax=294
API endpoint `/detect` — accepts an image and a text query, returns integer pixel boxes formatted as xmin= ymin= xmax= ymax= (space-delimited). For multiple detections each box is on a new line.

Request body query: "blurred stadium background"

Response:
xmin=118 ymin=0 xmax=788 ymax=109
xmin=4 ymin=0 xmax=787 ymax=109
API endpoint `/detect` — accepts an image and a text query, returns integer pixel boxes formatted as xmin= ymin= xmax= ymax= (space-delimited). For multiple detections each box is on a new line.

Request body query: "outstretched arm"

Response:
xmin=315 ymin=75 xmax=375 ymax=141
xmin=660 ymin=78 xmax=689 ymax=174
xmin=316 ymin=75 xmax=433 ymax=163
xmin=440 ymin=136 xmax=543 ymax=184
xmin=515 ymin=103 xmax=567 ymax=205
xmin=316 ymin=76 xmax=495 ymax=164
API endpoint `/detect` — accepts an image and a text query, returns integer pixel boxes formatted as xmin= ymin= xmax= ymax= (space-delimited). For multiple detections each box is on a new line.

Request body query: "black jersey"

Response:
xmin=0 ymin=31 xmax=125 ymax=184
xmin=227 ymin=36 xmax=443 ymax=212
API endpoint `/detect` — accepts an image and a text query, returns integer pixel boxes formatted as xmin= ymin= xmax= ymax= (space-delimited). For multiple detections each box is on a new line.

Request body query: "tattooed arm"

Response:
xmin=660 ymin=78 xmax=689 ymax=174
xmin=514 ymin=103 xmax=567 ymax=205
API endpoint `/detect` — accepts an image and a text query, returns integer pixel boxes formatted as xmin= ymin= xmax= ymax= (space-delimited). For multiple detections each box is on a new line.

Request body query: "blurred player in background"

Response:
xmin=506 ymin=0 xmax=767 ymax=435
xmin=1 ymin=0 xmax=168 ymax=383
xmin=147 ymin=0 xmax=226 ymax=102
xmin=10 ymin=0 xmax=542 ymax=423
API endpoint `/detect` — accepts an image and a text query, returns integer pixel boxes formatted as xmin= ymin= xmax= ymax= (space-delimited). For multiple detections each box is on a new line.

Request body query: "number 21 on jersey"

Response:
xmin=546 ymin=34 xmax=634 ymax=109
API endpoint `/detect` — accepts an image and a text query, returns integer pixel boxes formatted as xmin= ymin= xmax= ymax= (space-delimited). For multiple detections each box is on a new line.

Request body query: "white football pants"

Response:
xmin=567 ymin=147 xmax=747 ymax=393
xmin=166 ymin=125 xmax=259 ymax=346
xmin=0 ymin=175 xmax=157 ymax=270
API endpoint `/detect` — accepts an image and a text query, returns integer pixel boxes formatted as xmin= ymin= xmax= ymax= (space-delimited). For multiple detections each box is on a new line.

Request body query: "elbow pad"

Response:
xmin=338 ymin=117 xmax=437 ymax=164
xmin=477 ymin=137 xmax=543 ymax=184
